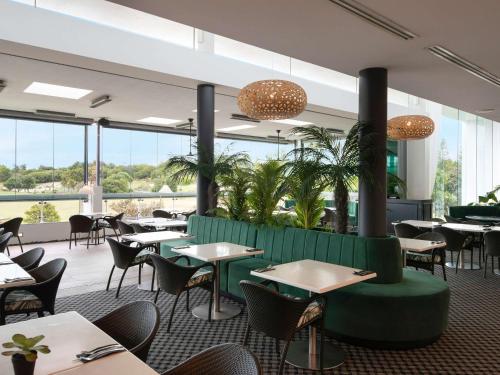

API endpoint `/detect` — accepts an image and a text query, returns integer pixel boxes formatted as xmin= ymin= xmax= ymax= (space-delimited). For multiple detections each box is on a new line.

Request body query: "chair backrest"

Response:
xmin=93 ymin=301 xmax=160 ymax=362
xmin=152 ymin=209 xmax=173 ymax=219
xmin=150 ymin=254 xmax=199 ymax=295
xmin=432 ymin=226 xmax=467 ymax=252
xmin=162 ymin=343 xmax=262 ymax=375
xmin=484 ymin=231 xmax=500 ymax=257
xmin=69 ymin=215 xmax=95 ymax=233
xmin=431 ymin=217 xmax=445 ymax=223
xmin=0 ymin=217 xmax=23 ymax=236
xmin=12 ymin=247 xmax=45 ymax=271
xmin=130 ymin=223 xmax=152 ymax=233
xmin=239 ymin=280 xmax=311 ymax=340
xmin=444 ymin=215 xmax=463 ymax=223
xmin=106 ymin=237 xmax=143 ymax=269
xmin=104 ymin=213 xmax=124 ymax=230
xmin=29 ymin=258 xmax=67 ymax=310
xmin=394 ymin=223 xmax=423 ymax=238
xmin=0 ymin=232 xmax=13 ymax=253
xmin=117 ymin=220 xmax=135 ymax=235
xmin=322 ymin=208 xmax=335 ymax=223
xmin=415 ymin=231 xmax=446 ymax=242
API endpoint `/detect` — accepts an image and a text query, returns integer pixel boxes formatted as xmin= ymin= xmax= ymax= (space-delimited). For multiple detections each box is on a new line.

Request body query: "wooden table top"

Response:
xmin=172 ymin=242 xmax=263 ymax=262
xmin=251 ymin=259 xmax=376 ymax=294
xmin=0 ymin=312 xmax=158 ymax=375
xmin=398 ymin=237 xmax=447 ymax=252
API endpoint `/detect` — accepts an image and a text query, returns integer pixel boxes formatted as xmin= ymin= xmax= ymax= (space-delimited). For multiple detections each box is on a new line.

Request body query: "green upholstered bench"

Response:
xmin=161 ymin=215 xmax=450 ymax=349
xmin=449 ymin=205 xmax=500 ymax=219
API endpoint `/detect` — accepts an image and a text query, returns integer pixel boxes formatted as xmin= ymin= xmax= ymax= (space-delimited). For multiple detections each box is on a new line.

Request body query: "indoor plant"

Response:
xmin=2 ymin=334 xmax=50 ymax=375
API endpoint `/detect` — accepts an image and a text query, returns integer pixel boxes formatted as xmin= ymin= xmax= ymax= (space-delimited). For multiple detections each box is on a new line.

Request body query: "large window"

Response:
xmin=0 ymin=117 xmax=85 ymax=223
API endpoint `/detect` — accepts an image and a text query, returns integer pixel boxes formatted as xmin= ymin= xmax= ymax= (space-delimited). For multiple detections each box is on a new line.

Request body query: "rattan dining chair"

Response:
xmin=69 ymin=214 xmax=101 ymax=249
xmin=162 ymin=343 xmax=262 ymax=375
xmin=394 ymin=223 xmax=424 ymax=238
xmin=149 ymin=253 xmax=215 ymax=333
xmin=11 ymin=247 xmax=45 ymax=272
xmin=405 ymin=232 xmax=447 ymax=280
xmin=433 ymin=226 xmax=472 ymax=273
xmin=106 ymin=237 xmax=155 ymax=298
xmin=444 ymin=215 xmax=463 ymax=223
xmin=117 ymin=219 xmax=135 ymax=236
xmin=93 ymin=301 xmax=160 ymax=362
xmin=0 ymin=258 xmax=67 ymax=325
xmin=0 ymin=217 xmax=24 ymax=253
xmin=0 ymin=232 xmax=13 ymax=256
xmin=240 ymin=280 xmax=326 ymax=375
xmin=483 ymin=231 xmax=500 ymax=278
xmin=152 ymin=209 xmax=174 ymax=219
xmin=130 ymin=223 xmax=153 ymax=233
xmin=99 ymin=212 xmax=124 ymax=241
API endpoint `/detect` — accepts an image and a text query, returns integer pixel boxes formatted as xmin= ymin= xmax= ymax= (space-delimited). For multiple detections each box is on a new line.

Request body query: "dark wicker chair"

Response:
xmin=99 ymin=212 xmax=124 ymax=241
xmin=240 ymin=280 xmax=326 ymax=374
xmin=483 ymin=231 xmax=500 ymax=278
xmin=150 ymin=253 xmax=215 ymax=333
xmin=117 ymin=219 xmax=135 ymax=235
xmin=0 ymin=232 xmax=13 ymax=256
xmin=153 ymin=209 xmax=174 ymax=219
xmin=69 ymin=214 xmax=101 ymax=249
xmin=162 ymin=343 xmax=262 ymax=375
xmin=93 ymin=301 xmax=160 ymax=362
xmin=394 ymin=223 xmax=424 ymax=238
xmin=320 ymin=208 xmax=335 ymax=227
xmin=106 ymin=237 xmax=155 ymax=298
xmin=11 ymin=247 xmax=45 ymax=272
xmin=444 ymin=215 xmax=463 ymax=223
xmin=0 ymin=217 xmax=24 ymax=253
xmin=130 ymin=223 xmax=153 ymax=233
xmin=431 ymin=217 xmax=445 ymax=223
xmin=0 ymin=258 xmax=67 ymax=325
xmin=433 ymin=226 xmax=471 ymax=273
xmin=406 ymin=232 xmax=447 ymax=280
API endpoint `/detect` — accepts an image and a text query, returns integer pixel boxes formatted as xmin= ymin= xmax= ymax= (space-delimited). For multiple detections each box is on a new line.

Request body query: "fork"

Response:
xmin=76 ymin=343 xmax=122 ymax=358
xmin=78 ymin=346 xmax=125 ymax=362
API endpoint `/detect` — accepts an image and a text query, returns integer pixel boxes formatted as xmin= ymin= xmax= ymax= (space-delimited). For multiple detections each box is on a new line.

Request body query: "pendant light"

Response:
xmin=388 ymin=97 xmax=435 ymax=140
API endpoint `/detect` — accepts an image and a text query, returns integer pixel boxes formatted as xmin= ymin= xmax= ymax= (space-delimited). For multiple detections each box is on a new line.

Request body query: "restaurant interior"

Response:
xmin=0 ymin=1 xmax=499 ymax=374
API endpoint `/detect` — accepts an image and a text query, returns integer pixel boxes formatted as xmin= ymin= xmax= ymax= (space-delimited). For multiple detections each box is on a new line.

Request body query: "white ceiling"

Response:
xmin=109 ymin=0 xmax=500 ymax=123
xmin=0 ymin=52 xmax=356 ymax=140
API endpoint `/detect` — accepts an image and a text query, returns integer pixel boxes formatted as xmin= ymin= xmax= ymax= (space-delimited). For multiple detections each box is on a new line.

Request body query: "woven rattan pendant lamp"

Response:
xmin=387 ymin=115 xmax=435 ymax=140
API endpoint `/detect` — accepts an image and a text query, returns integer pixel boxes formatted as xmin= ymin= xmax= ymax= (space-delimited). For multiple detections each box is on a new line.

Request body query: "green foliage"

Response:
xmin=478 ymin=186 xmax=500 ymax=205
xmin=102 ymin=172 xmax=132 ymax=193
xmin=0 ymin=165 xmax=11 ymax=182
xmin=248 ymin=160 xmax=287 ymax=225
xmin=3 ymin=177 xmax=16 ymax=191
xmin=2 ymin=334 xmax=50 ymax=362
xmin=220 ymin=167 xmax=251 ymax=221
xmin=24 ymin=203 xmax=61 ymax=224
xmin=286 ymin=158 xmax=327 ymax=229
xmin=432 ymin=140 xmax=460 ymax=216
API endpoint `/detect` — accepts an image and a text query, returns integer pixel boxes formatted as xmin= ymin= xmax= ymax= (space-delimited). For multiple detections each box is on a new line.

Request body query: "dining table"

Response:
xmin=251 ymin=259 xmax=376 ymax=371
xmin=172 ymin=242 xmax=264 ymax=320
xmin=0 ymin=253 xmax=35 ymax=288
xmin=0 ymin=311 xmax=158 ymax=375
xmin=398 ymin=237 xmax=447 ymax=267
xmin=126 ymin=217 xmax=188 ymax=232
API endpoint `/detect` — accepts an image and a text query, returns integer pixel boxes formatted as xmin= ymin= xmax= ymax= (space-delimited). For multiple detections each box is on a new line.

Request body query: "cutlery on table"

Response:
xmin=254 ymin=265 xmax=275 ymax=273
xmin=77 ymin=345 xmax=125 ymax=362
xmin=77 ymin=343 xmax=123 ymax=358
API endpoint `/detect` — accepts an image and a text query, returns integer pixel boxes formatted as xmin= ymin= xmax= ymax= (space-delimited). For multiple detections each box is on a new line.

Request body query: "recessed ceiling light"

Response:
xmin=217 ymin=125 xmax=256 ymax=132
xmin=192 ymin=109 xmax=220 ymax=113
xmin=270 ymin=119 xmax=313 ymax=126
xmin=24 ymin=82 xmax=92 ymax=99
xmin=138 ymin=117 xmax=181 ymax=125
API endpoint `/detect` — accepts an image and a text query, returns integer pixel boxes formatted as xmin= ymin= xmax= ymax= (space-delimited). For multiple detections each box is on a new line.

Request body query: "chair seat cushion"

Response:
xmin=297 ymin=301 xmax=323 ymax=328
xmin=5 ymin=290 xmax=43 ymax=312
xmin=132 ymin=250 xmax=154 ymax=265
xmin=407 ymin=252 xmax=441 ymax=263
xmin=187 ymin=269 xmax=213 ymax=288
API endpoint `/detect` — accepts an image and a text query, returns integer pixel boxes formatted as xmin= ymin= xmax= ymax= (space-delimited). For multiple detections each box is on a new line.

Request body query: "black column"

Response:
xmin=358 ymin=68 xmax=387 ymax=237
xmin=196 ymin=84 xmax=215 ymax=215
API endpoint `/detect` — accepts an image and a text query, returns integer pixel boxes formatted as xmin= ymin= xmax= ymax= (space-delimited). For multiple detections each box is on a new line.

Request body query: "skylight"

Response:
xmin=138 ymin=117 xmax=181 ymax=125
xmin=270 ymin=119 xmax=313 ymax=126
xmin=24 ymin=82 xmax=92 ymax=99
xmin=217 ymin=125 xmax=256 ymax=132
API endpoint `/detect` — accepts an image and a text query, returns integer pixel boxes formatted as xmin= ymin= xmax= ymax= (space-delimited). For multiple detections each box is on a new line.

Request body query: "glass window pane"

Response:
xmin=54 ymin=123 xmax=84 ymax=193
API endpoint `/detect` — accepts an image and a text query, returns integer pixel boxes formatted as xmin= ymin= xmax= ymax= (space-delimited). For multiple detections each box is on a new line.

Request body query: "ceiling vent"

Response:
xmin=329 ymin=0 xmax=417 ymax=40
xmin=427 ymin=45 xmax=500 ymax=87
xmin=90 ymin=95 xmax=112 ymax=108
xmin=35 ymin=109 xmax=76 ymax=118
xmin=230 ymin=113 xmax=261 ymax=123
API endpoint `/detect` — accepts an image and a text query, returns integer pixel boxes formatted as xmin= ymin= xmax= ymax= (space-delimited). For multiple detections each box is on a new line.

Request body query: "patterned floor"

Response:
xmin=7 ymin=258 xmax=500 ymax=374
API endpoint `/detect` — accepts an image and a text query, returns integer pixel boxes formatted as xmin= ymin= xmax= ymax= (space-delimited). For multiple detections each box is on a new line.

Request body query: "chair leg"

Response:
xmin=167 ymin=294 xmax=181 ymax=333
xmin=150 ymin=265 xmax=156 ymax=292
xmin=470 ymin=248 xmax=474 ymax=270
xmin=243 ymin=324 xmax=251 ymax=345
xmin=278 ymin=340 xmax=292 ymax=375
xmin=37 ymin=311 xmax=44 ymax=318
xmin=320 ymin=319 xmax=325 ymax=374
xmin=186 ymin=289 xmax=190 ymax=311
xmin=138 ymin=264 xmax=142 ymax=284
xmin=441 ymin=259 xmax=447 ymax=281
xmin=455 ymin=250 xmax=461 ymax=274
xmin=106 ymin=265 xmax=115 ymax=291
xmin=5 ymin=246 xmax=9 ymax=257
xmin=17 ymin=236 xmax=23 ymax=253
xmin=69 ymin=232 xmax=72 ymax=249
xmin=208 ymin=283 xmax=214 ymax=322
xmin=275 ymin=339 xmax=280 ymax=355
xmin=154 ymin=288 xmax=161 ymax=303
xmin=86 ymin=231 xmax=91 ymax=249
xmin=484 ymin=256 xmax=488 ymax=278
xmin=116 ymin=267 xmax=128 ymax=298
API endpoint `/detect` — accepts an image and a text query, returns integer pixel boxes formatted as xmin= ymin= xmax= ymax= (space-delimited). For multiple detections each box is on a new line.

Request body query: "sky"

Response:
xmin=0 ymin=118 xmax=291 ymax=169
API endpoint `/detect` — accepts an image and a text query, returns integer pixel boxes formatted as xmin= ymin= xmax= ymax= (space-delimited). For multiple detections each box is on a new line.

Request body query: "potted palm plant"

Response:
xmin=2 ymin=334 xmax=50 ymax=375
xmin=165 ymin=144 xmax=250 ymax=215
xmin=219 ymin=166 xmax=252 ymax=221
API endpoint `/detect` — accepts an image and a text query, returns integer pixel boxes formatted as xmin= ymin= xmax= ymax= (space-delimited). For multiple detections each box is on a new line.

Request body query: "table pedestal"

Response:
xmin=192 ymin=260 xmax=241 ymax=321
xmin=286 ymin=324 xmax=344 ymax=370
